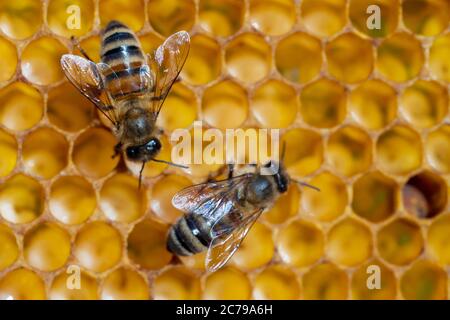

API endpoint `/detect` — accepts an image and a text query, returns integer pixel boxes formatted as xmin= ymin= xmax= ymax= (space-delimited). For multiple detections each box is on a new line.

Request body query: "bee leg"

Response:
xmin=70 ymin=36 xmax=92 ymax=61
xmin=111 ymin=142 xmax=122 ymax=159
xmin=227 ymin=163 xmax=235 ymax=179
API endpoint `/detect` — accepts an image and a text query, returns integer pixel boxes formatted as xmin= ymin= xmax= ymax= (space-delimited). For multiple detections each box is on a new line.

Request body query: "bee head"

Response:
xmin=126 ymin=137 xmax=161 ymax=162
xmin=262 ymin=160 xmax=289 ymax=194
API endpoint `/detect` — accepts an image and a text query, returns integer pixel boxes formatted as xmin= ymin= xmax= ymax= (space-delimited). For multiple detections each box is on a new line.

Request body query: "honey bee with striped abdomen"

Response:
xmin=60 ymin=21 xmax=190 ymax=184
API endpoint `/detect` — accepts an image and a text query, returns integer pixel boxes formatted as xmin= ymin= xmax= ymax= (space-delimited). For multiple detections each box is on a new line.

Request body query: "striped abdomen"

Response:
xmin=101 ymin=20 xmax=146 ymax=100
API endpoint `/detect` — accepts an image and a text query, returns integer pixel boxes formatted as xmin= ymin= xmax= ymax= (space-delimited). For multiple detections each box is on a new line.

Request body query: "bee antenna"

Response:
xmin=291 ymin=179 xmax=320 ymax=192
xmin=151 ymin=158 xmax=188 ymax=169
xmin=281 ymin=141 xmax=286 ymax=162
xmin=138 ymin=161 xmax=145 ymax=189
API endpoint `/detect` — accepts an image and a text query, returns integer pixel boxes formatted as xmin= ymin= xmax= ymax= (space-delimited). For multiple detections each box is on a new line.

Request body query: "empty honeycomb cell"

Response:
xmin=326 ymin=218 xmax=373 ymax=267
xmin=182 ymin=34 xmax=221 ymax=85
xmin=100 ymin=173 xmax=146 ymax=223
xmin=376 ymin=125 xmax=422 ymax=175
xmin=47 ymin=0 xmax=94 ymax=37
xmin=301 ymin=172 xmax=348 ymax=222
xmin=275 ymin=32 xmax=322 ymax=84
xmin=0 ymin=82 xmax=43 ymax=131
xmin=49 ymin=175 xmax=96 ymax=225
xmin=326 ymin=33 xmax=374 ymax=83
xmin=250 ymin=80 xmax=298 ymax=128
xmin=281 ymin=128 xmax=323 ymax=177
xmin=301 ymin=0 xmax=347 ymax=37
xmin=148 ymin=0 xmax=195 ymax=36
xmin=48 ymin=83 xmax=94 ymax=133
xmin=0 ymin=0 xmax=42 ymax=40
xmin=203 ymin=267 xmax=251 ymax=300
xmin=0 ymin=223 xmax=19 ymax=271
xmin=349 ymin=0 xmax=399 ymax=37
xmin=249 ymin=0 xmax=296 ymax=36
xmin=402 ymin=170 xmax=447 ymax=219
xmin=22 ymin=127 xmax=69 ymax=179
xmin=264 ymin=184 xmax=299 ymax=224
xmin=21 ymin=37 xmax=67 ymax=86
xmin=302 ymin=263 xmax=348 ymax=300
xmin=0 ymin=174 xmax=44 ymax=224
xmin=76 ymin=36 xmax=101 ymax=63
xmin=276 ymin=219 xmax=324 ymax=268
xmin=400 ymin=80 xmax=448 ymax=129
xmin=429 ymin=33 xmax=450 ymax=82
xmin=377 ymin=218 xmax=423 ymax=266
xmin=0 ymin=37 xmax=17 ymax=82
xmin=231 ymin=222 xmax=274 ymax=270
xmin=300 ymin=78 xmax=346 ymax=129
xmin=72 ymin=127 xmax=119 ymax=179
xmin=326 ymin=125 xmax=372 ymax=177
xmin=225 ymin=33 xmax=271 ymax=84
xmin=0 ymin=129 xmax=17 ymax=177
xmin=400 ymin=260 xmax=447 ymax=300
xmin=74 ymin=221 xmax=122 ymax=273
xmin=0 ymin=268 xmax=46 ymax=300
xmin=253 ymin=265 xmax=300 ymax=300
xmin=351 ymin=260 xmax=397 ymax=300
xmin=99 ymin=0 xmax=145 ymax=32
xmin=349 ymin=80 xmax=397 ymax=130
xmin=428 ymin=215 xmax=450 ymax=265
xmin=426 ymin=125 xmax=450 ymax=173
xmin=127 ymin=218 xmax=172 ymax=270
xmin=376 ymin=33 xmax=424 ymax=83
xmin=352 ymin=171 xmax=398 ymax=223
xmin=23 ymin=222 xmax=71 ymax=272
xmin=101 ymin=267 xmax=149 ymax=300
xmin=402 ymin=0 xmax=449 ymax=36
xmin=150 ymin=174 xmax=192 ymax=224
xmin=153 ymin=266 xmax=201 ymax=300
xmin=202 ymin=80 xmax=248 ymax=129
xmin=49 ymin=269 xmax=98 ymax=300
xmin=198 ymin=0 xmax=244 ymax=37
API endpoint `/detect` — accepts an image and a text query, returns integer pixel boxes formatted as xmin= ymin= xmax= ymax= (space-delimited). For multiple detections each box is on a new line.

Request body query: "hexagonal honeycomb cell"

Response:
xmin=198 ymin=0 xmax=245 ymax=37
xmin=426 ymin=125 xmax=450 ymax=173
xmin=0 ymin=129 xmax=17 ymax=178
xmin=153 ymin=266 xmax=201 ymax=300
xmin=351 ymin=260 xmax=397 ymax=300
xmin=349 ymin=0 xmax=399 ymax=37
xmin=47 ymin=0 xmax=94 ymax=37
xmin=101 ymin=267 xmax=149 ymax=300
xmin=301 ymin=0 xmax=347 ymax=37
xmin=402 ymin=0 xmax=449 ymax=36
xmin=253 ymin=265 xmax=300 ymax=300
xmin=249 ymin=0 xmax=296 ymax=36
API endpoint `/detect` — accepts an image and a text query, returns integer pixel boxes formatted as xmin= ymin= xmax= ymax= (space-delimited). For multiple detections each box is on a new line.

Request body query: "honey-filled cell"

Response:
xmin=0 ymin=1 xmax=42 ymax=40
xmin=49 ymin=269 xmax=98 ymax=300
xmin=402 ymin=0 xmax=449 ymax=36
xmin=275 ymin=32 xmax=322 ymax=84
xmin=351 ymin=260 xmax=397 ymax=300
xmin=0 ymin=82 xmax=43 ymax=132
xmin=75 ymin=36 xmax=101 ymax=63
xmin=325 ymin=33 xmax=374 ymax=84
xmin=0 ymin=174 xmax=44 ymax=224
xmin=301 ymin=0 xmax=347 ymax=37
xmin=428 ymin=215 xmax=450 ymax=265
xmin=0 ymin=268 xmax=46 ymax=300
xmin=302 ymin=263 xmax=348 ymax=300
xmin=426 ymin=125 xmax=450 ymax=173
xmin=153 ymin=266 xmax=201 ymax=300
xmin=202 ymin=80 xmax=248 ymax=129
xmin=139 ymin=33 xmax=164 ymax=57
xmin=203 ymin=267 xmax=252 ymax=300
xmin=0 ymin=129 xmax=17 ymax=178
xmin=376 ymin=33 xmax=424 ymax=83
xmin=352 ymin=171 xmax=398 ymax=223
xmin=349 ymin=0 xmax=399 ymax=37
xmin=49 ymin=175 xmax=96 ymax=225
xmin=47 ymin=0 xmax=94 ymax=37
xmin=99 ymin=0 xmax=145 ymax=32
xmin=22 ymin=127 xmax=69 ymax=179
xmin=21 ymin=37 xmax=67 ymax=86
xmin=0 ymin=37 xmax=17 ymax=82
xmin=377 ymin=218 xmax=423 ymax=266
xmin=127 ymin=218 xmax=172 ymax=270
xmin=225 ymin=33 xmax=271 ymax=84
xmin=74 ymin=221 xmax=122 ymax=273
xmin=349 ymin=80 xmax=397 ymax=130
xmin=300 ymin=78 xmax=346 ymax=129
xmin=276 ymin=219 xmax=324 ymax=268
xmin=101 ymin=267 xmax=149 ymax=300
xmin=264 ymin=184 xmax=299 ymax=224
xmin=249 ymin=0 xmax=296 ymax=36
xmin=400 ymin=260 xmax=447 ymax=300
xmin=198 ymin=0 xmax=244 ymax=37
xmin=100 ymin=173 xmax=147 ymax=223
xmin=376 ymin=125 xmax=422 ymax=175
xmin=0 ymin=223 xmax=19 ymax=271
xmin=429 ymin=33 xmax=450 ymax=82
xmin=23 ymin=222 xmax=71 ymax=272
xmin=148 ymin=0 xmax=195 ymax=36
xmin=253 ymin=265 xmax=300 ymax=300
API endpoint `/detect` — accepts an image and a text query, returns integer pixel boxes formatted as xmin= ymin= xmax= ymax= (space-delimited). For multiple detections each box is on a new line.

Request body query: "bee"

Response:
xmin=167 ymin=161 xmax=319 ymax=272
xmin=60 ymin=20 xmax=190 ymax=184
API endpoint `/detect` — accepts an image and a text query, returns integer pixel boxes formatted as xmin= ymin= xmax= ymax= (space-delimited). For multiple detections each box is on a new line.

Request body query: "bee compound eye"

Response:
xmin=146 ymin=138 xmax=161 ymax=152
xmin=126 ymin=146 xmax=140 ymax=159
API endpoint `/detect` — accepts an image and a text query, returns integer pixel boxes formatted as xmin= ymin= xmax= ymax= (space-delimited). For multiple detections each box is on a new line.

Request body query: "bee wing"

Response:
xmin=60 ymin=54 xmax=118 ymax=125
xmin=205 ymin=208 xmax=264 ymax=272
xmin=148 ymin=31 xmax=190 ymax=120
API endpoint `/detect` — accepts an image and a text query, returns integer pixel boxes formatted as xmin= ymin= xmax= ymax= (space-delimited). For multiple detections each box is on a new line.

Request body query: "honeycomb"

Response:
xmin=0 ymin=0 xmax=449 ymax=300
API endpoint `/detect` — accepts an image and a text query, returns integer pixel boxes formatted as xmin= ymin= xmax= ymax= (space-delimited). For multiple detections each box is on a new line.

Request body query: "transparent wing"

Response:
xmin=60 ymin=54 xmax=118 ymax=125
xmin=148 ymin=31 xmax=190 ymax=119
